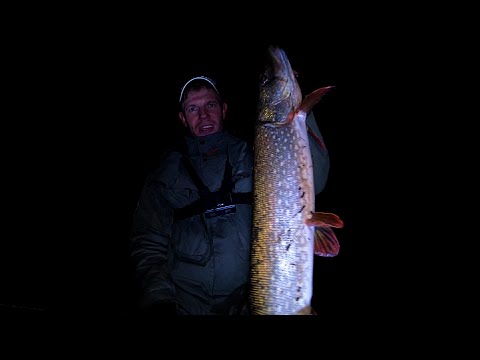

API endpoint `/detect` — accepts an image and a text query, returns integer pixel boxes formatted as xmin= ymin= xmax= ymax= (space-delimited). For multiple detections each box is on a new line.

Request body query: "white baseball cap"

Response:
xmin=178 ymin=76 xmax=220 ymax=103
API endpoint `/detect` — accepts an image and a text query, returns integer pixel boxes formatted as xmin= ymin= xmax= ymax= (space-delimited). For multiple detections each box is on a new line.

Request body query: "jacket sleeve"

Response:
xmin=130 ymin=174 xmax=176 ymax=308
xmin=307 ymin=111 xmax=330 ymax=195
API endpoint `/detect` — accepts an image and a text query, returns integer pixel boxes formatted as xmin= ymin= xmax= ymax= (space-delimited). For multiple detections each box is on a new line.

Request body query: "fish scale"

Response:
xmin=249 ymin=46 xmax=342 ymax=315
xmin=251 ymin=109 xmax=314 ymax=315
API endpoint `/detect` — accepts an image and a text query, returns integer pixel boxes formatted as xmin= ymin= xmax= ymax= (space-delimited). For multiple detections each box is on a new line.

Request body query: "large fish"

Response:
xmin=249 ymin=46 xmax=344 ymax=315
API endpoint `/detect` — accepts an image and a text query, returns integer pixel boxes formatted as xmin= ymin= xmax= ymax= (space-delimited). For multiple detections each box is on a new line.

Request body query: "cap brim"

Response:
xmin=179 ymin=76 xmax=219 ymax=102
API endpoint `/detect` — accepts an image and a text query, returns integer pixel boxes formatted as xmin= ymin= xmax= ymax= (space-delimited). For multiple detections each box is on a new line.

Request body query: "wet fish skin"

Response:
xmin=249 ymin=46 xmax=343 ymax=315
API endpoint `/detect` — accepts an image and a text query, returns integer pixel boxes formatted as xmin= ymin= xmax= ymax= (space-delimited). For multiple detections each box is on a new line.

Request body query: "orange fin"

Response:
xmin=307 ymin=125 xmax=326 ymax=150
xmin=305 ymin=212 xmax=344 ymax=257
xmin=314 ymin=226 xmax=340 ymax=257
xmin=306 ymin=212 xmax=344 ymax=228
xmin=298 ymin=86 xmax=335 ymax=114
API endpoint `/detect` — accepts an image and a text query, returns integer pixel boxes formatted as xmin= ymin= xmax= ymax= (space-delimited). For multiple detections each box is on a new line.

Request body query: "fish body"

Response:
xmin=249 ymin=46 xmax=343 ymax=315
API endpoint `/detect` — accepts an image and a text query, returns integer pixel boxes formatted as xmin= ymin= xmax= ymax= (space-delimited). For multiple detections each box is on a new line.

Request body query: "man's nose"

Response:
xmin=198 ymin=106 xmax=208 ymax=117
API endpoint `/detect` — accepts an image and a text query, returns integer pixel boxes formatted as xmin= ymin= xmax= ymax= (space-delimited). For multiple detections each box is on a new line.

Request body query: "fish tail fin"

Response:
xmin=297 ymin=305 xmax=316 ymax=315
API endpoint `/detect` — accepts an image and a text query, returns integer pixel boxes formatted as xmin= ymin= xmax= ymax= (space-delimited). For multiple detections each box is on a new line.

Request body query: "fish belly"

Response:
xmin=251 ymin=117 xmax=315 ymax=315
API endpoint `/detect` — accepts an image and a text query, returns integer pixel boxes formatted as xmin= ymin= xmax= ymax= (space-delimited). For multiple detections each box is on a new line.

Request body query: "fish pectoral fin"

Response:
xmin=298 ymin=86 xmax=335 ymax=114
xmin=314 ymin=226 xmax=340 ymax=257
xmin=306 ymin=212 xmax=344 ymax=228
xmin=307 ymin=125 xmax=326 ymax=150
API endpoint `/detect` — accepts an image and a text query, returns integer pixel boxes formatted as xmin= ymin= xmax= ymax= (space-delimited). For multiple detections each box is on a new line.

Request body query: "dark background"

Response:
xmin=2 ymin=16 xmax=376 ymax=317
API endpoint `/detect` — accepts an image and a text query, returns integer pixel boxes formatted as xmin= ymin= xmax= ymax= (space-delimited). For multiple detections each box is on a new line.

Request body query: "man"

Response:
xmin=129 ymin=75 xmax=329 ymax=315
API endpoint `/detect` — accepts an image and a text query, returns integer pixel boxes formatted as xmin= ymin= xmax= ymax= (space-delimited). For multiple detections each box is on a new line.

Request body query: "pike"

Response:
xmin=249 ymin=46 xmax=344 ymax=315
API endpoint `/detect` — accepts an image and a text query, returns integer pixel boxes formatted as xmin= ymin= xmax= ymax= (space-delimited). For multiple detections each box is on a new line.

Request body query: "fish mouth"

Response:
xmin=268 ymin=46 xmax=302 ymax=104
xmin=269 ymin=46 xmax=295 ymax=83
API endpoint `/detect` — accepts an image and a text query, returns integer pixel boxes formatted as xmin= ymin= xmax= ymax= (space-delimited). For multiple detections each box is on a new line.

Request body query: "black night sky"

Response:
xmin=2 ymin=17 xmax=379 ymax=318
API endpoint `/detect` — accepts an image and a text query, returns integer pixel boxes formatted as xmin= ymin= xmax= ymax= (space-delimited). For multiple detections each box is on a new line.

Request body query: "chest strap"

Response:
xmin=173 ymin=156 xmax=252 ymax=221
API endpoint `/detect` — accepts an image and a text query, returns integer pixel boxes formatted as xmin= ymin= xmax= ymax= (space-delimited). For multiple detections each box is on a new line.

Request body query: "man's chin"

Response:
xmin=195 ymin=128 xmax=218 ymax=137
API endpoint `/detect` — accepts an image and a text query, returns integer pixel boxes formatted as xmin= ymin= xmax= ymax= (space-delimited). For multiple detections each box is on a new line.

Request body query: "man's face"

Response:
xmin=178 ymin=87 xmax=227 ymax=137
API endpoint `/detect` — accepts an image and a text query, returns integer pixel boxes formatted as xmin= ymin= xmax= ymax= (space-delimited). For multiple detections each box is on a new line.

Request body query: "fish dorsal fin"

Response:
xmin=298 ymin=86 xmax=335 ymax=114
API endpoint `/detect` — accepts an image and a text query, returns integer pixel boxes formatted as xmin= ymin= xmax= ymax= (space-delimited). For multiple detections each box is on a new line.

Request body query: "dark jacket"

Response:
xmin=130 ymin=113 xmax=329 ymax=315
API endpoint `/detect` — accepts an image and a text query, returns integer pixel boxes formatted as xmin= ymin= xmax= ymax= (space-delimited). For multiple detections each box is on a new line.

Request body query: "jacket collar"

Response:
xmin=185 ymin=131 xmax=229 ymax=157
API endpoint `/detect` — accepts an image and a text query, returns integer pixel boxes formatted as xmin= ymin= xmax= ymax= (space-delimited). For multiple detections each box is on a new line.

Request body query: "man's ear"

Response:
xmin=222 ymin=102 xmax=228 ymax=119
xmin=178 ymin=112 xmax=187 ymax=127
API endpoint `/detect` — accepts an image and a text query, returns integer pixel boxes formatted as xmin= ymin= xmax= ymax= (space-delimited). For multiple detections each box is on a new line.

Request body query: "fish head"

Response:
xmin=257 ymin=46 xmax=302 ymax=125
